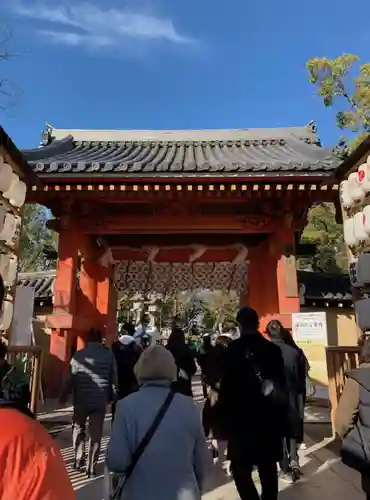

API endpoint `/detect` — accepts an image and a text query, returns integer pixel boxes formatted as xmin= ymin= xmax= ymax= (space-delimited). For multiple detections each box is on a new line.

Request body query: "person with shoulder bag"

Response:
xmin=336 ymin=337 xmax=370 ymax=500
xmin=105 ymin=345 xmax=209 ymax=500
xmin=218 ymin=308 xmax=288 ymax=500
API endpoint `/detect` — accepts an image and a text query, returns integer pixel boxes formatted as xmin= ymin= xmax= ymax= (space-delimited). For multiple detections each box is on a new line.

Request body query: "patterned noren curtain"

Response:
xmin=114 ymin=261 xmax=248 ymax=294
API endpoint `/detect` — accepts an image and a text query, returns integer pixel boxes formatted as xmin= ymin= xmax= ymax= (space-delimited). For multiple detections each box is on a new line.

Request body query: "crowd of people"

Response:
xmin=2 ymin=275 xmax=370 ymax=500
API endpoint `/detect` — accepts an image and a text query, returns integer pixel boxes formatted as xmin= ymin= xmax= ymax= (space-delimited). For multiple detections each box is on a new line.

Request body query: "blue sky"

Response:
xmin=0 ymin=0 xmax=369 ymax=149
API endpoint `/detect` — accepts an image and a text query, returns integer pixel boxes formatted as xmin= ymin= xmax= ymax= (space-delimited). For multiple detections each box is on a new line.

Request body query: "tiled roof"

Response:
xmin=299 ymin=271 xmax=352 ymax=301
xmin=22 ymin=123 xmax=342 ymax=178
xmin=16 ymin=269 xmax=352 ymax=304
xmin=17 ymin=271 xmax=55 ymax=301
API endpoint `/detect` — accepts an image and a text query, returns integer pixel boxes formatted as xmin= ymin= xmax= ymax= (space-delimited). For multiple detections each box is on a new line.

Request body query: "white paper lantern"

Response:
xmin=0 ymin=160 xmax=14 ymax=194
xmin=344 ymin=217 xmax=357 ymax=246
xmin=354 ymin=211 xmax=368 ymax=243
xmin=0 ymin=253 xmax=8 ymax=276
xmin=358 ymin=162 xmax=370 ymax=194
xmin=3 ymin=255 xmax=18 ymax=286
xmin=0 ymin=213 xmax=16 ymax=242
xmin=0 ymin=254 xmax=17 ymax=286
xmin=0 ymin=295 xmax=14 ymax=331
xmin=340 ymin=180 xmax=354 ymax=209
xmin=8 ymin=180 xmax=26 ymax=208
xmin=2 ymin=172 xmax=19 ymax=202
xmin=348 ymin=172 xmax=365 ymax=205
xmin=363 ymin=206 xmax=370 ymax=236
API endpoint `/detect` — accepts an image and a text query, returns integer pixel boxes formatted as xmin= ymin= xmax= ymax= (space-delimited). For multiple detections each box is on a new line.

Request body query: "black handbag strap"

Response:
xmin=245 ymin=351 xmax=263 ymax=381
xmin=125 ymin=390 xmax=175 ymax=481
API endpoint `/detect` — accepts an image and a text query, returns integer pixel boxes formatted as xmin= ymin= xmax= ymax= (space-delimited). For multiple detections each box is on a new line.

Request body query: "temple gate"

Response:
xmin=23 ymin=123 xmax=342 ymax=396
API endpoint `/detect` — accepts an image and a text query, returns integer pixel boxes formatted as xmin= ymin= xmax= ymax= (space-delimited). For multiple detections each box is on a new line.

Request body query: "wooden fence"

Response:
xmin=7 ymin=345 xmax=43 ymax=415
xmin=326 ymin=346 xmax=362 ymax=432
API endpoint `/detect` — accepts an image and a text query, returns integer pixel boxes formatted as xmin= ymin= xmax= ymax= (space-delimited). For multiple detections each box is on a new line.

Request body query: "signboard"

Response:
xmin=11 ymin=286 xmax=35 ymax=346
xmin=292 ymin=311 xmax=328 ymax=345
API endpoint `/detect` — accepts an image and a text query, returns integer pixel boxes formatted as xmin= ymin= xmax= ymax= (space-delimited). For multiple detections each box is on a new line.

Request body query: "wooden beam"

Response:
xmin=112 ymin=247 xmax=241 ymax=262
xmin=26 ymin=182 xmax=340 ymax=207
xmin=71 ymin=214 xmax=278 ymax=234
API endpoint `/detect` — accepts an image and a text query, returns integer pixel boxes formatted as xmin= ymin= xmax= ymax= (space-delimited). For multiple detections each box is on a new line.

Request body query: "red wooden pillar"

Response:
xmin=242 ymin=229 xmax=300 ymax=332
xmin=96 ymin=264 xmax=117 ymax=346
xmin=275 ymin=229 xmax=300 ymax=327
xmin=106 ymin=282 xmax=118 ymax=346
xmin=46 ymin=229 xmax=78 ymax=397
xmin=243 ymin=243 xmax=279 ymax=332
xmin=76 ymin=258 xmax=99 ymax=350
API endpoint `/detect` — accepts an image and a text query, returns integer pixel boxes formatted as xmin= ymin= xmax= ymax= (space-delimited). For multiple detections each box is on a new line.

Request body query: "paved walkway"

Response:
xmin=52 ymin=379 xmax=365 ymax=500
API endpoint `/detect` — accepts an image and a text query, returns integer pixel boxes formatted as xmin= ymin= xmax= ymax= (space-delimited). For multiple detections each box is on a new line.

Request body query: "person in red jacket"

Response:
xmin=0 ymin=406 xmax=76 ymax=500
xmin=0 ymin=273 xmax=75 ymax=500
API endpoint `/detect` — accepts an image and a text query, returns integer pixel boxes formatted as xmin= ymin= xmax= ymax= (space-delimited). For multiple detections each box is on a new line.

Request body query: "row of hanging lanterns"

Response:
xmin=0 ymin=152 xmax=28 ymax=335
xmin=341 ymin=155 xmax=370 ymax=247
xmin=0 ymin=157 xmax=27 ymax=208
xmin=340 ymin=153 xmax=370 ymax=333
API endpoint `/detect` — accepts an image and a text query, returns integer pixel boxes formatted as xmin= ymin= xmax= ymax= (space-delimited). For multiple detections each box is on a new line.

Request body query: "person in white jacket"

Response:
xmin=134 ymin=315 xmax=160 ymax=347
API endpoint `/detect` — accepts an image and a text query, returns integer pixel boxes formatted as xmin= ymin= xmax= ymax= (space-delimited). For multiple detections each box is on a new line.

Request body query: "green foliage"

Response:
xmin=19 ymin=204 xmax=58 ymax=272
xmin=304 ymin=54 xmax=370 ymax=273
xmin=307 ymin=54 xmax=370 ymax=149
xmin=200 ymin=291 xmax=239 ymax=331
xmin=116 ymin=290 xmax=239 ymax=332
xmin=1 ymin=358 xmax=29 ymax=402
xmin=299 ymin=203 xmax=347 ymax=272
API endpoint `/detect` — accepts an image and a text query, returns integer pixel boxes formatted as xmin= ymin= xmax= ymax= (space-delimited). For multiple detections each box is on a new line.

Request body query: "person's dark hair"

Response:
xmin=215 ymin=335 xmax=232 ymax=348
xmin=361 ymin=337 xmax=370 ymax=363
xmin=265 ymin=319 xmax=285 ymax=340
xmin=167 ymin=327 xmax=185 ymax=349
xmin=141 ymin=315 xmax=150 ymax=325
xmin=280 ymin=327 xmax=300 ymax=350
xmin=121 ymin=322 xmax=135 ymax=336
xmin=0 ymin=339 xmax=7 ymax=359
xmin=236 ymin=307 xmax=259 ymax=333
xmin=88 ymin=328 xmax=103 ymax=343
xmin=202 ymin=335 xmax=212 ymax=350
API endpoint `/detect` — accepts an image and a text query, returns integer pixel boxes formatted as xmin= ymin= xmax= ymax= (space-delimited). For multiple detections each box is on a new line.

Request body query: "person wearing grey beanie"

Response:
xmin=106 ymin=345 xmax=210 ymax=500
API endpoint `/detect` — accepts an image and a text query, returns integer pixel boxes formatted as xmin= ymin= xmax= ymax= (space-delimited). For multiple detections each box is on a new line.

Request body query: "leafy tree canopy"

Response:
xmin=307 ymin=54 xmax=370 ymax=149
xmin=19 ymin=204 xmax=58 ymax=272
xmin=299 ymin=203 xmax=347 ymax=273
xmin=301 ymin=53 xmax=370 ymax=273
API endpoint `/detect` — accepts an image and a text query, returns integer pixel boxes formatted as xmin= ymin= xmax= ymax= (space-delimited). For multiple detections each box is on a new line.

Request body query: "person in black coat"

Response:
xmin=166 ymin=327 xmax=197 ymax=396
xmin=202 ymin=335 xmax=232 ymax=464
xmin=218 ymin=307 xmax=288 ymax=500
xmin=281 ymin=324 xmax=311 ymax=447
xmin=111 ymin=323 xmax=142 ymax=422
xmin=266 ymin=320 xmax=306 ymax=483
xmin=197 ymin=334 xmax=214 ymax=398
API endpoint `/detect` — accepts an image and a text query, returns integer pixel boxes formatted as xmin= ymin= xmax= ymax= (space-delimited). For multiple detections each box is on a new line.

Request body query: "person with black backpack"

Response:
xmin=218 ymin=307 xmax=288 ymax=500
xmin=265 ymin=320 xmax=306 ymax=483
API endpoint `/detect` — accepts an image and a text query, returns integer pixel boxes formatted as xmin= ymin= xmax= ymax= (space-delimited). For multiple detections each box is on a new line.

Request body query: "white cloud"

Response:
xmin=37 ymin=29 xmax=112 ymax=47
xmin=12 ymin=2 xmax=195 ymax=49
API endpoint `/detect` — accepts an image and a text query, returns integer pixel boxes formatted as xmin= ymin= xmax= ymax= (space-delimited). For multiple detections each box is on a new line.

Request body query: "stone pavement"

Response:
xmin=52 ymin=378 xmax=365 ymax=500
